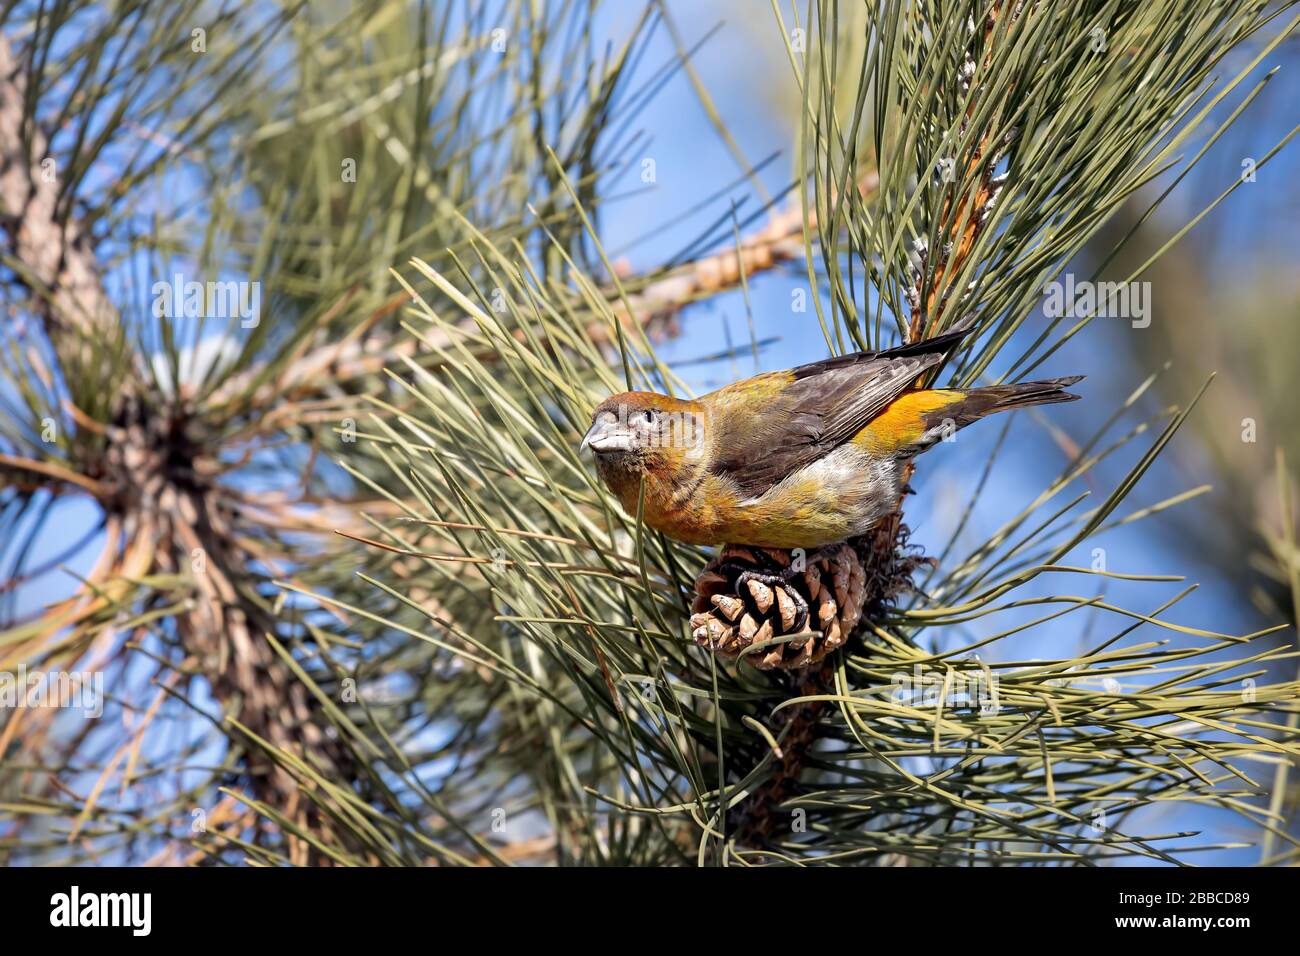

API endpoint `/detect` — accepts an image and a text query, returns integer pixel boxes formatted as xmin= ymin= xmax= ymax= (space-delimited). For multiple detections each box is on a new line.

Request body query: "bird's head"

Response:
xmin=581 ymin=391 xmax=707 ymax=480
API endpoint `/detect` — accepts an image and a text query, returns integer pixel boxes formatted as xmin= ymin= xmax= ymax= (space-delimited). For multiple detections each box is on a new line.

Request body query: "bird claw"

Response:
xmin=722 ymin=565 xmax=810 ymax=634
xmin=715 ymin=545 xmax=841 ymax=636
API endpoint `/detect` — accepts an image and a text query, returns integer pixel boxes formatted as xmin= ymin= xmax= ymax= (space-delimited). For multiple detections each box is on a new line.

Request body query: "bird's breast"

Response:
xmin=635 ymin=444 xmax=904 ymax=548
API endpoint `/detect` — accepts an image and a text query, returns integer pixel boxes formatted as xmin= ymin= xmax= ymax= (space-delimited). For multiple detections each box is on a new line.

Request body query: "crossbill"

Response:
xmin=581 ymin=325 xmax=1081 ymax=549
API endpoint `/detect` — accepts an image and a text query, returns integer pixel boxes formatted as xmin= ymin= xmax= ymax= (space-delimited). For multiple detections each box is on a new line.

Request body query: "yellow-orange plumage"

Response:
xmin=853 ymin=389 xmax=968 ymax=456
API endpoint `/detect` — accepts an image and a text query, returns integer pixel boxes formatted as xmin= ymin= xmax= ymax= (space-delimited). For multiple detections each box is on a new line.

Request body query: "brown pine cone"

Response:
xmin=689 ymin=544 xmax=867 ymax=670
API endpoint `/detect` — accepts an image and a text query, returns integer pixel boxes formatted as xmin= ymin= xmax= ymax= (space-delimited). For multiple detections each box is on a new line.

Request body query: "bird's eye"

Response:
xmin=642 ymin=409 xmax=656 ymax=424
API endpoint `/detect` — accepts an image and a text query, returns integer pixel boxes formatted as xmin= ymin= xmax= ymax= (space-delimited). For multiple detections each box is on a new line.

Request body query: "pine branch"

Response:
xmin=208 ymin=169 xmax=881 ymax=417
xmin=0 ymin=17 xmax=364 ymax=864
xmin=0 ymin=36 xmax=117 ymax=346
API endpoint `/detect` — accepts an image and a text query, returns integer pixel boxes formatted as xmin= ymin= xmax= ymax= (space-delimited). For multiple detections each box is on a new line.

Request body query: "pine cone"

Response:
xmin=689 ymin=544 xmax=867 ymax=670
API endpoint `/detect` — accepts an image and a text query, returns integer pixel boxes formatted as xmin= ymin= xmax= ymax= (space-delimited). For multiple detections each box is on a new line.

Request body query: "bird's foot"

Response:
xmin=716 ymin=545 xmax=842 ymax=634
xmin=717 ymin=559 xmax=812 ymax=634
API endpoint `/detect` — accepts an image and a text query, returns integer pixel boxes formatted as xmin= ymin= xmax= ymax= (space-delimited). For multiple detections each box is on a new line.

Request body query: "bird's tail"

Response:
xmin=858 ymin=376 xmax=1084 ymax=457
xmin=966 ymin=375 xmax=1085 ymax=415
xmin=937 ymin=377 xmax=1085 ymax=437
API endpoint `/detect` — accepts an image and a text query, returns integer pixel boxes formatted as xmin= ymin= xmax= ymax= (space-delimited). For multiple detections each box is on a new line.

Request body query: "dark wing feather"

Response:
xmin=705 ymin=328 xmax=969 ymax=498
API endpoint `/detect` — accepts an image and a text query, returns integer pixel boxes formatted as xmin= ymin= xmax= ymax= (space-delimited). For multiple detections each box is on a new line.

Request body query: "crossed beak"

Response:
xmin=580 ymin=414 xmax=634 ymax=456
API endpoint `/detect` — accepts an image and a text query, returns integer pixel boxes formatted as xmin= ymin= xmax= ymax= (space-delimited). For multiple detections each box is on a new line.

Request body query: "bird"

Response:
xmin=581 ymin=323 xmax=1081 ymax=553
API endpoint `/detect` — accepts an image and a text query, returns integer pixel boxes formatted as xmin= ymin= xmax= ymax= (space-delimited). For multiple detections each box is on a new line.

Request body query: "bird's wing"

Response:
xmin=704 ymin=329 xmax=968 ymax=499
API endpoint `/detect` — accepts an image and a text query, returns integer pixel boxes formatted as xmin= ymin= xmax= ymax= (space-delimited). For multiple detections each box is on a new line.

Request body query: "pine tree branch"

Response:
xmin=607 ymin=169 xmax=880 ymax=339
xmin=0 ymin=31 xmax=132 ymax=443
xmin=0 ymin=36 xmax=116 ymax=343
xmin=0 ymin=30 xmax=356 ymax=863
xmin=207 ymin=169 xmax=880 ymax=417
